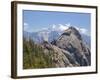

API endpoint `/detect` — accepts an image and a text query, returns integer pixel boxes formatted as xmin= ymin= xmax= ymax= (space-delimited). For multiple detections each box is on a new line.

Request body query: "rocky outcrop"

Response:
xmin=23 ymin=27 xmax=91 ymax=69
xmin=51 ymin=27 xmax=91 ymax=66
xmin=42 ymin=41 xmax=79 ymax=67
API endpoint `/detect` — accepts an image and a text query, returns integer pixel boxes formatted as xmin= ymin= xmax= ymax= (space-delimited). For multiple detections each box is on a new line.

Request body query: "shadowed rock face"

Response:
xmin=30 ymin=27 xmax=91 ymax=67
xmin=42 ymin=41 xmax=79 ymax=67
xmin=42 ymin=27 xmax=91 ymax=67
xmin=49 ymin=27 xmax=91 ymax=67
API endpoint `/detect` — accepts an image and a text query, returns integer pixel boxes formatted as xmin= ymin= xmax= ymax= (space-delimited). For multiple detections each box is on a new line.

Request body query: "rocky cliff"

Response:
xmin=23 ymin=27 xmax=91 ymax=69
xmin=43 ymin=27 xmax=91 ymax=67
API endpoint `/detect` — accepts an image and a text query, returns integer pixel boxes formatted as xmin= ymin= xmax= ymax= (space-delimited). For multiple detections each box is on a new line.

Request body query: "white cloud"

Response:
xmin=24 ymin=22 xmax=28 ymax=27
xmin=46 ymin=24 xmax=90 ymax=36
xmin=74 ymin=26 xmax=90 ymax=36
xmin=52 ymin=24 xmax=56 ymax=29
xmin=55 ymin=24 xmax=90 ymax=36
xmin=58 ymin=24 xmax=69 ymax=31
xmin=80 ymin=28 xmax=88 ymax=34
xmin=24 ymin=22 xmax=28 ymax=26
xmin=23 ymin=23 xmax=90 ymax=36
xmin=65 ymin=23 xmax=71 ymax=27
xmin=23 ymin=22 xmax=31 ymax=32
xmin=24 ymin=23 xmax=28 ymax=31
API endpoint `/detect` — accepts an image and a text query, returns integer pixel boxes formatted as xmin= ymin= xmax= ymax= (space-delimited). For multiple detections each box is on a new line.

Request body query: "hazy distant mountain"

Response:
xmin=24 ymin=25 xmax=90 ymax=47
xmin=23 ymin=25 xmax=62 ymax=43
xmin=81 ymin=34 xmax=91 ymax=48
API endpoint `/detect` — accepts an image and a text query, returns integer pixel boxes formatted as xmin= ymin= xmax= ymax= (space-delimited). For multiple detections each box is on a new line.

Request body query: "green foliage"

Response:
xmin=23 ymin=38 xmax=55 ymax=69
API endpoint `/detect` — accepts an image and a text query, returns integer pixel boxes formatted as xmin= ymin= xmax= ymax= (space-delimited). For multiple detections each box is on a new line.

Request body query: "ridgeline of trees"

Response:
xmin=23 ymin=38 xmax=55 ymax=69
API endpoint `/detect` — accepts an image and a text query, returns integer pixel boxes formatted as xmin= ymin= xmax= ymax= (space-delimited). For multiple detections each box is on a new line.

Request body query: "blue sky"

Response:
xmin=23 ymin=10 xmax=91 ymax=36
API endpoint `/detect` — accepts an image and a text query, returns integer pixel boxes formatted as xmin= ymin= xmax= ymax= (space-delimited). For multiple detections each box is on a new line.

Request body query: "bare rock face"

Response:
xmin=51 ymin=27 xmax=91 ymax=67
xmin=41 ymin=27 xmax=91 ymax=67
xmin=42 ymin=41 xmax=79 ymax=67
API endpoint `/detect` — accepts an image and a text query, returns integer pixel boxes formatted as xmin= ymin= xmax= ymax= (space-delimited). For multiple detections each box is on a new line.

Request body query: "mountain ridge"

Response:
xmin=23 ymin=26 xmax=91 ymax=68
xmin=51 ymin=27 xmax=91 ymax=66
xmin=24 ymin=25 xmax=90 ymax=46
